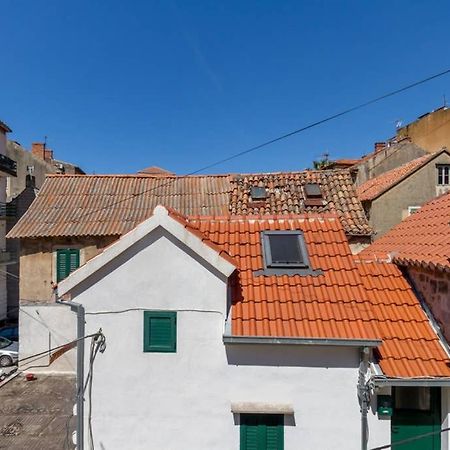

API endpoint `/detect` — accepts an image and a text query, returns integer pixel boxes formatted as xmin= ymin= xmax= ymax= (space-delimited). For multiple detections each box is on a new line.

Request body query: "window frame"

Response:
xmin=143 ymin=311 xmax=177 ymax=353
xmin=407 ymin=206 xmax=421 ymax=215
xmin=437 ymin=164 xmax=450 ymax=185
xmin=55 ymin=248 xmax=80 ymax=282
xmin=262 ymin=230 xmax=309 ymax=269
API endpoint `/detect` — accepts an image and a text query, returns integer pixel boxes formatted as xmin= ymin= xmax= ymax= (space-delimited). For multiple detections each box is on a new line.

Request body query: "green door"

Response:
xmin=391 ymin=387 xmax=441 ymax=450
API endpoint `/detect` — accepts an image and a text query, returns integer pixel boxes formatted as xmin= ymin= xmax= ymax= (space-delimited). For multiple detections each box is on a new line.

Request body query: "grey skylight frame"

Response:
xmin=261 ymin=230 xmax=310 ymax=269
xmin=250 ymin=186 xmax=268 ymax=200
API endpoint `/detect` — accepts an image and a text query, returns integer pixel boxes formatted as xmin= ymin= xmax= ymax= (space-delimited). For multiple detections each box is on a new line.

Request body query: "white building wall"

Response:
xmin=60 ymin=227 xmax=392 ymax=450
xmin=19 ymin=304 xmax=76 ymax=373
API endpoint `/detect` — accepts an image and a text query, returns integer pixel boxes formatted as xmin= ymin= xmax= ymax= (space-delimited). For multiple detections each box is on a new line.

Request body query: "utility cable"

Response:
xmin=69 ymin=68 xmax=450 ymax=221
xmin=370 ymin=426 xmax=450 ymax=449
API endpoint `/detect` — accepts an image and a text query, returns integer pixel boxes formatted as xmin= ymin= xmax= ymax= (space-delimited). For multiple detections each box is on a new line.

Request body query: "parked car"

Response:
xmin=0 ymin=337 xmax=18 ymax=367
xmin=0 ymin=326 xmax=18 ymax=341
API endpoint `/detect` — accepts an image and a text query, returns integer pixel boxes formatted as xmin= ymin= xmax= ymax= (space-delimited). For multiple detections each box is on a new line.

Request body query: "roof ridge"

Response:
xmin=357 ymin=148 xmax=449 ymax=201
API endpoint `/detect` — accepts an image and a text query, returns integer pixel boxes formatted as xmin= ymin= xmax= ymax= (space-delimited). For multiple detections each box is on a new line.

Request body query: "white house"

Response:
xmin=46 ymin=205 xmax=450 ymax=450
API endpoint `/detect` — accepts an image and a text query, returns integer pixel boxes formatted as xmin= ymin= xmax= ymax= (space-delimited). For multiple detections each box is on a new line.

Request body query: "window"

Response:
xmin=408 ymin=206 xmax=421 ymax=215
xmin=250 ymin=186 xmax=267 ymax=200
xmin=56 ymin=248 xmax=80 ymax=282
xmin=262 ymin=231 xmax=309 ymax=268
xmin=143 ymin=311 xmax=177 ymax=353
xmin=303 ymin=183 xmax=324 ymax=206
xmin=437 ymin=165 xmax=450 ymax=185
xmin=240 ymin=414 xmax=284 ymax=450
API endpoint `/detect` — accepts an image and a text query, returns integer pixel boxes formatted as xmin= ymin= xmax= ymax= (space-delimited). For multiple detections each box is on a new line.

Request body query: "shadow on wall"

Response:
xmin=232 ymin=413 xmax=296 ymax=427
xmin=225 ymin=344 xmax=359 ymax=369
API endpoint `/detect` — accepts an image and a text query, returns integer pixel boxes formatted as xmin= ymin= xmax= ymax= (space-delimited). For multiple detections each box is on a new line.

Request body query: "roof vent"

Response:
xmin=303 ymin=183 xmax=324 ymax=207
xmin=250 ymin=186 xmax=267 ymax=200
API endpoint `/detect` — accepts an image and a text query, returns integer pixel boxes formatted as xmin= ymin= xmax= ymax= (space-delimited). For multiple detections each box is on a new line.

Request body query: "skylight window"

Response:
xmin=303 ymin=183 xmax=324 ymax=206
xmin=250 ymin=186 xmax=267 ymax=200
xmin=304 ymin=183 xmax=322 ymax=198
xmin=262 ymin=231 xmax=309 ymax=268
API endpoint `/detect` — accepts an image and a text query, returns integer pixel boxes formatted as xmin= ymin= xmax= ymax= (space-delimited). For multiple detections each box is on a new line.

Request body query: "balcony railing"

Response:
xmin=0 ymin=154 xmax=17 ymax=177
xmin=0 ymin=203 xmax=16 ymax=217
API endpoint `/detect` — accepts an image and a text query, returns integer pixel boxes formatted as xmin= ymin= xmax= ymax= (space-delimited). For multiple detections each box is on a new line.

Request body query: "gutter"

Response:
xmin=373 ymin=377 xmax=450 ymax=387
xmin=56 ymin=297 xmax=85 ymax=450
xmin=223 ymin=335 xmax=381 ymax=347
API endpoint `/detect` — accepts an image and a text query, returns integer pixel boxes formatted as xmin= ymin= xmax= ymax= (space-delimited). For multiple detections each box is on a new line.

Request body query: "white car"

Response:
xmin=0 ymin=336 xmax=18 ymax=367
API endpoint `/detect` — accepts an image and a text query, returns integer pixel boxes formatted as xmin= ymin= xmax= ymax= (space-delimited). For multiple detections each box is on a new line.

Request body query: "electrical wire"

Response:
xmin=370 ymin=426 xmax=450 ymax=449
xmin=70 ymin=68 xmax=450 ymax=222
xmin=86 ymin=307 xmax=224 ymax=316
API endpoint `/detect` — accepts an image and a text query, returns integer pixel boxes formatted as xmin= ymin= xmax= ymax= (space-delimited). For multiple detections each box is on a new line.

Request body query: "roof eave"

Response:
xmin=373 ymin=376 xmax=450 ymax=387
xmin=223 ymin=335 xmax=381 ymax=347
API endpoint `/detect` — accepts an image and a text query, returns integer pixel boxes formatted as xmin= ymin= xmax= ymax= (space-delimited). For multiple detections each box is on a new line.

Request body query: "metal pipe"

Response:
xmin=359 ymin=347 xmax=370 ymax=450
xmin=57 ymin=298 xmax=85 ymax=450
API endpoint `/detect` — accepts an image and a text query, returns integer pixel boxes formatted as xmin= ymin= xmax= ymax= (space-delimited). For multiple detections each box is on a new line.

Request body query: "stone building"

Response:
xmin=357 ymin=148 xmax=450 ymax=239
xmin=5 ymin=141 xmax=84 ymax=319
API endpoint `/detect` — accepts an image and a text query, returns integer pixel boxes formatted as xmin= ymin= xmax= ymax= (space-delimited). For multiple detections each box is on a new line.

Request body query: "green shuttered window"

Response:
xmin=143 ymin=311 xmax=177 ymax=353
xmin=240 ymin=414 xmax=284 ymax=450
xmin=56 ymin=249 xmax=80 ymax=282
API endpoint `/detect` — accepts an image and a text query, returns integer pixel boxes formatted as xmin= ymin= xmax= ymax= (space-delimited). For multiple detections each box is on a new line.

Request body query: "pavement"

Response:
xmin=0 ymin=372 xmax=75 ymax=449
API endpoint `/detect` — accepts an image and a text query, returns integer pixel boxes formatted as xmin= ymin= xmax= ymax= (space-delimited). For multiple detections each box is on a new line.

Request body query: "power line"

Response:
xmin=72 ymin=68 xmax=450 ymax=222
xmin=370 ymin=426 xmax=450 ymax=449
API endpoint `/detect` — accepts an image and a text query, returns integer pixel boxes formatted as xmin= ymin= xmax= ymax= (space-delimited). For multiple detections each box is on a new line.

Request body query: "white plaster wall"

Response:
xmin=19 ymin=304 xmax=76 ymax=373
xmin=63 ymin=227 xmax=393 ymax=450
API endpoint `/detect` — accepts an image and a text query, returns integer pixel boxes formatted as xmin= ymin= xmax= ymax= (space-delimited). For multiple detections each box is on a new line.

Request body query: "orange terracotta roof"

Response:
xmin=357 ymin=150 xmax=449 ymax=202
xmin=137 ymin=166 xmax=175 ymax=176
xmin=230 ymin=169 xmax=371 ymax=236
xmin=360 ymin=192 xmax=450 ymax=272
xmin=8 ymin=169 xmax=372 ymax=239
xmin=189 ymin=214 xmax=450 ymax=378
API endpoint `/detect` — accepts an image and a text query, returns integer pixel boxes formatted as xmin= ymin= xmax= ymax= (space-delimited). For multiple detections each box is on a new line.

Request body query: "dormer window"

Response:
xmin=303 ymin=183 xmax=324 ymax=206
xmin=437 ymin=165 xmax=450 ymax=185
xmin=262 ymin=231 xmax=309 ymax=268
xmin=250 ymin=186 xmax=267 ymax=200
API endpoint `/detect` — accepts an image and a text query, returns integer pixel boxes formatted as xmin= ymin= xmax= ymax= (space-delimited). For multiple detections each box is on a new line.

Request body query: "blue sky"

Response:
xmin=2 ymin=1 xmax=450 ymax=175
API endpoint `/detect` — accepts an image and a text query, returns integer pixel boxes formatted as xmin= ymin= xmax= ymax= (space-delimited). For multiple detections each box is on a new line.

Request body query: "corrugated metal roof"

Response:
xmin=8 ymin=169 xmax=372 ymax=238
xmin=190 ymin=214 xmax=450 ymax=378
xmin=8 ymin=174 xmax=232 ymax=238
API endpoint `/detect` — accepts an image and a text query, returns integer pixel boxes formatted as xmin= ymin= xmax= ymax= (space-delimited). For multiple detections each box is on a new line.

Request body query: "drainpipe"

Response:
xmin=358 ymin=346 xmax=371 ymax=450
xmin=56 ymin=296 xmax=85 ymax=450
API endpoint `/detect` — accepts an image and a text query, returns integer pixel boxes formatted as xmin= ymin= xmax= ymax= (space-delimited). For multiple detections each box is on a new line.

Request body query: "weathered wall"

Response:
xmin=368 ymin=152 xmax=450 ymax=239
xmin=60 ymin=226 xmax=390 ymax=450
xmin=19 ymin=236 xmax=117 ymax=302
xmin=6 ymin=141 xmax=82 ymax=202
xmin=397 ymin=107 xmax=450 ymax=153
xmin=355 ymin=141 xmax=427 ymax=186
xmin=19 ymin=304 xmax=76 ymax=373
xmin=408 ymin=266 xmax=450 ymax=343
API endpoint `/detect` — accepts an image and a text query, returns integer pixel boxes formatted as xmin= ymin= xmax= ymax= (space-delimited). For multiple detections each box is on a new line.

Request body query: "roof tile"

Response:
xmin=188 ymin=214 xmax=450 ymax=378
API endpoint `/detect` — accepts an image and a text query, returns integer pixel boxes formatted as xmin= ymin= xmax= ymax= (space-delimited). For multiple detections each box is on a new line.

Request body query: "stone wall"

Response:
xmin=408 ymin=266 xmax=450 ymax=342
xmin=19 ymin=236 xmax=117 ymax=303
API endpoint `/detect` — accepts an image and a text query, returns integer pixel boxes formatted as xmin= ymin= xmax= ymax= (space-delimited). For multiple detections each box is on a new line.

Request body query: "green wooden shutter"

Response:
xmin=143 ymin=311 xmax=177 ymax=353
xmin=56 ymin=249 xmax=80 ymax=282
xmin=240 ymin=414 xmax=284 ymax=450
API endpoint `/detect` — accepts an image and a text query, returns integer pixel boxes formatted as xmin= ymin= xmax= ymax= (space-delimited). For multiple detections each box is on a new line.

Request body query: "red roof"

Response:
xmin=188 ymin=213 xmax=450 ymax=378
xmin=357 ymin=153 xmax=432 ymax=201
xmin=360 ymin=192 xmax=450 ymax=272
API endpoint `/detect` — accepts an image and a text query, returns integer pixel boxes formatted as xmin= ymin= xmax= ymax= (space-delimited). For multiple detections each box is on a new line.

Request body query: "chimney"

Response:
xmin=44 ymin=149 xmax=53 ymax=162
xmin=31 ymin=142 xmax=45 ymax=159
xmin=31 ymin=142 xmax=53 ymax=162
xmin=374 ymin=142 xmax=386 ymax=153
